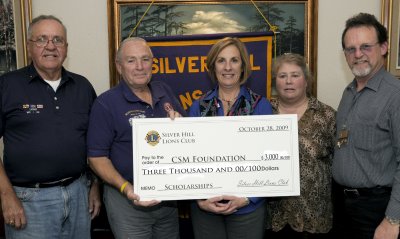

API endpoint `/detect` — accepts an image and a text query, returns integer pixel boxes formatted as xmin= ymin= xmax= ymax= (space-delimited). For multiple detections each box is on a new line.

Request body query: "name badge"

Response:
xmin=337 ymin=128 xmax=349 ymax=148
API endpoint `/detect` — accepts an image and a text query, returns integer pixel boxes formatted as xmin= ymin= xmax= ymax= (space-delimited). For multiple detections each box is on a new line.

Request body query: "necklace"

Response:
xmin=219 ymin=95 xmax=238 ymax=112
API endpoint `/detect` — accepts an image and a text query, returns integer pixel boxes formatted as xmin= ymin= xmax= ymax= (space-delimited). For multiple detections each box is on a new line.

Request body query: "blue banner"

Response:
xmin=145 ymin=32 xmax=273 ymax=110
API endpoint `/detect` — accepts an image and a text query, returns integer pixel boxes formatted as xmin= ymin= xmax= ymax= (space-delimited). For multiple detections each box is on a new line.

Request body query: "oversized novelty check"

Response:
xmin=132 ymin=115 xmax=299 ymax=201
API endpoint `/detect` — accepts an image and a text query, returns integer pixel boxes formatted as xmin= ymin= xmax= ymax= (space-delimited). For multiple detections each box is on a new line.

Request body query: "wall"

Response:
xmin=317 ymin=0 xmax=380 ymax=109
xmin=31 ymin=0 xmax=381 ymax=109
xmin=31 ymin=0 xmax=110 ymax=95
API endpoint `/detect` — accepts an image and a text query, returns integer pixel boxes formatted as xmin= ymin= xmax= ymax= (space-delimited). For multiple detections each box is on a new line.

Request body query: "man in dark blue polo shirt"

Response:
xmin=87 ymin=37 xmax=186 ymax=239
xmin=0 ymin=15 xmax=100 ymax=239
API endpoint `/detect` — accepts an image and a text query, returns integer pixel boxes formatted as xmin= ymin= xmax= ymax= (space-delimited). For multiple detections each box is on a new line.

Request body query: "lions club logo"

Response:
xmin=145 ymin=130 xmax=161 ymax=146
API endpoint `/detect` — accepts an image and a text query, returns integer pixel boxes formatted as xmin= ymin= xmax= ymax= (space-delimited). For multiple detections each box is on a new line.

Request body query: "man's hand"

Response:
xmin=88 ymin=181 xmax=101 ymax=219
xmin=374 ymin=217 xmax=400 ymax=239
xmin=167 ymin=109 xmax=182 ymax=120
xmin=123 ymin=182 xmax=161 ymax=207
xmin=1 ymin=190 xmax=26 ymax=229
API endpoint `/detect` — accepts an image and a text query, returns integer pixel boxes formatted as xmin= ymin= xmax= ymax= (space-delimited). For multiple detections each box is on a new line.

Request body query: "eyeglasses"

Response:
xmin=29 ymin=36 xmax=66 ymax=47
xmin=343 ymin=42 xmax=379 ymax=55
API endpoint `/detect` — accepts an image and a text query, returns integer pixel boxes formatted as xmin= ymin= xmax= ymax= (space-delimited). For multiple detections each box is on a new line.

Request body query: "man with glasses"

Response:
xmin=0 ymin=15 xmax=101 ymax=238
xmin=333 ymin=12 xmax=400 ymax=239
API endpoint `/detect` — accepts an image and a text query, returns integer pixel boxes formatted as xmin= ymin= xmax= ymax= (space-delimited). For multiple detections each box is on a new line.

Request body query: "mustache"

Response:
xmin=353 ymin=59 xmax=368 ymax=64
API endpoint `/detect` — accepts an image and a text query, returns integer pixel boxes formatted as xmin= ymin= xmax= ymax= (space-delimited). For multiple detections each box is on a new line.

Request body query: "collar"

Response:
xmin=119 ymin=79 xmax=167 ymax=103
xmin=202 ymin=85 xmax=251 ymax=101
xmin=271 ymin=95 xmax=320 ymax=112
xmin=26 ymin=63 xmax=73 ymax=85
xmin=347 ymin=67 xmax=385 ymax=93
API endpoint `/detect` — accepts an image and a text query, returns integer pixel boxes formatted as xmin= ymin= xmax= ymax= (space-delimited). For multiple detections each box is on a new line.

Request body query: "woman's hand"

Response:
xmin=197 ymin=195 xmax=249 ymax=215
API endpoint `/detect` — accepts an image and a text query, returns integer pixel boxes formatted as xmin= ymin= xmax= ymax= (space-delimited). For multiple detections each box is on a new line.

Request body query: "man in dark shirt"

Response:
xmin=88 ymin=37 xmax=185 ymax=239
xmin=0 ymin=15 xmax=101 ymax=238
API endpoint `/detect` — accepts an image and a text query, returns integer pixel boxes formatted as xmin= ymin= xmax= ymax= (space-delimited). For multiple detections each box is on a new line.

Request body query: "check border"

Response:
xmin=132 ymin=115 xmax=300 ymax=201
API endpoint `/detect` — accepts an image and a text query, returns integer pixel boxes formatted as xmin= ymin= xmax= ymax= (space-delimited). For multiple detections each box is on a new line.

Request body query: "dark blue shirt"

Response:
xmin=0 ymin=64 xmax=97 ymax=183
xmin=87 ymin=79 xmax=186 ymax=182
xmin=189 ymin=85 xmax=273 ymax=117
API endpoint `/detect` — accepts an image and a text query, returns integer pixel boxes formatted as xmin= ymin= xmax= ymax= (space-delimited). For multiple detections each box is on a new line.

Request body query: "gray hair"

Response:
xmin=27 ymin=15 xmax=67 ymax=40
xmin=116 ymin=37 xmax=153 ymax=62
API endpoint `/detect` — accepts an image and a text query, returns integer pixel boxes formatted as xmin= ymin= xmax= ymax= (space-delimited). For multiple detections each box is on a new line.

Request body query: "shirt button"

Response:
xmin=55 ymin=106 xmax=60 ymax=110
xmin=54 ymin=97 xmax=58 ymax=100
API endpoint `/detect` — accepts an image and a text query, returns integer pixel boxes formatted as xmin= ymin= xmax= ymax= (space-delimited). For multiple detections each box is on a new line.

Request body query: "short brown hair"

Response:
xmin=341 ymin=13 xmax=388 ymax=58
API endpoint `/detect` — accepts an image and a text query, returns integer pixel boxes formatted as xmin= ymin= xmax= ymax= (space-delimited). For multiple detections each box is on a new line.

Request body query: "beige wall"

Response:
xmin=317 ymin=0 xmax=380 ymax=109
xmin=31 ymin=0 xmax=381 ymax=109
xmin=31 ymin=0 xmax=110 ymax=95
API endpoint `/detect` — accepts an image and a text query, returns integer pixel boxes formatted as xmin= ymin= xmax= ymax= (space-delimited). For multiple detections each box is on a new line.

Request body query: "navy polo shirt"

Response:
xmin=87 ymin=79 xmax=186 ymax=182
xmin=0 ymin=64 xmax=97 ymax=183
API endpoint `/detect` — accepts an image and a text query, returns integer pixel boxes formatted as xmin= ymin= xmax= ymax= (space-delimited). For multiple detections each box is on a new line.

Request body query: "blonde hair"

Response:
xmin=272 ymin=53 xmax=313 ymax=95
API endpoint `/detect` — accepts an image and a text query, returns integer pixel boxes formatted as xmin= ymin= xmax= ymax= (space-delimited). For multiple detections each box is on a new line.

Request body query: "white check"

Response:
xmin=132 ymin=115 xmax=299 ymax=201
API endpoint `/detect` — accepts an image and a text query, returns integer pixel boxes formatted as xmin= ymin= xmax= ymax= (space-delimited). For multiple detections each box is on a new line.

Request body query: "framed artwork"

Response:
xmin=108 ymin=0 xmax=318 ymax=95
xmin=17 ymin=0 xmax=32 ymax=67
xmin=382 ymin=0 xmax=400 ymax=78
xmin=0 ymin=0 xmax=31 ymax=76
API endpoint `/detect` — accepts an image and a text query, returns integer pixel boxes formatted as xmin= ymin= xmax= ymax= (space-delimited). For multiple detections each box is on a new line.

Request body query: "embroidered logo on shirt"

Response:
xmin=145 ymin=130 xmax=161 ymax=146
xmin=23 ymin=104 xmax=43 ymax=114
xmin=126 ymin=110 xmax=146 ymax=126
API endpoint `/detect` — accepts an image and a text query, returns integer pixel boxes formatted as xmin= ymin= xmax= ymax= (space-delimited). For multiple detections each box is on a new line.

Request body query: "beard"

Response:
xmin=351 ymin=61 xmax=372 ymax=78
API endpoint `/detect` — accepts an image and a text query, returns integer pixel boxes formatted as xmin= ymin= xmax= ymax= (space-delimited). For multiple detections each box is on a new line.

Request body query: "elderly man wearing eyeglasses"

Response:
xmin=0 ymin=15 xmax=101 ymax=239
